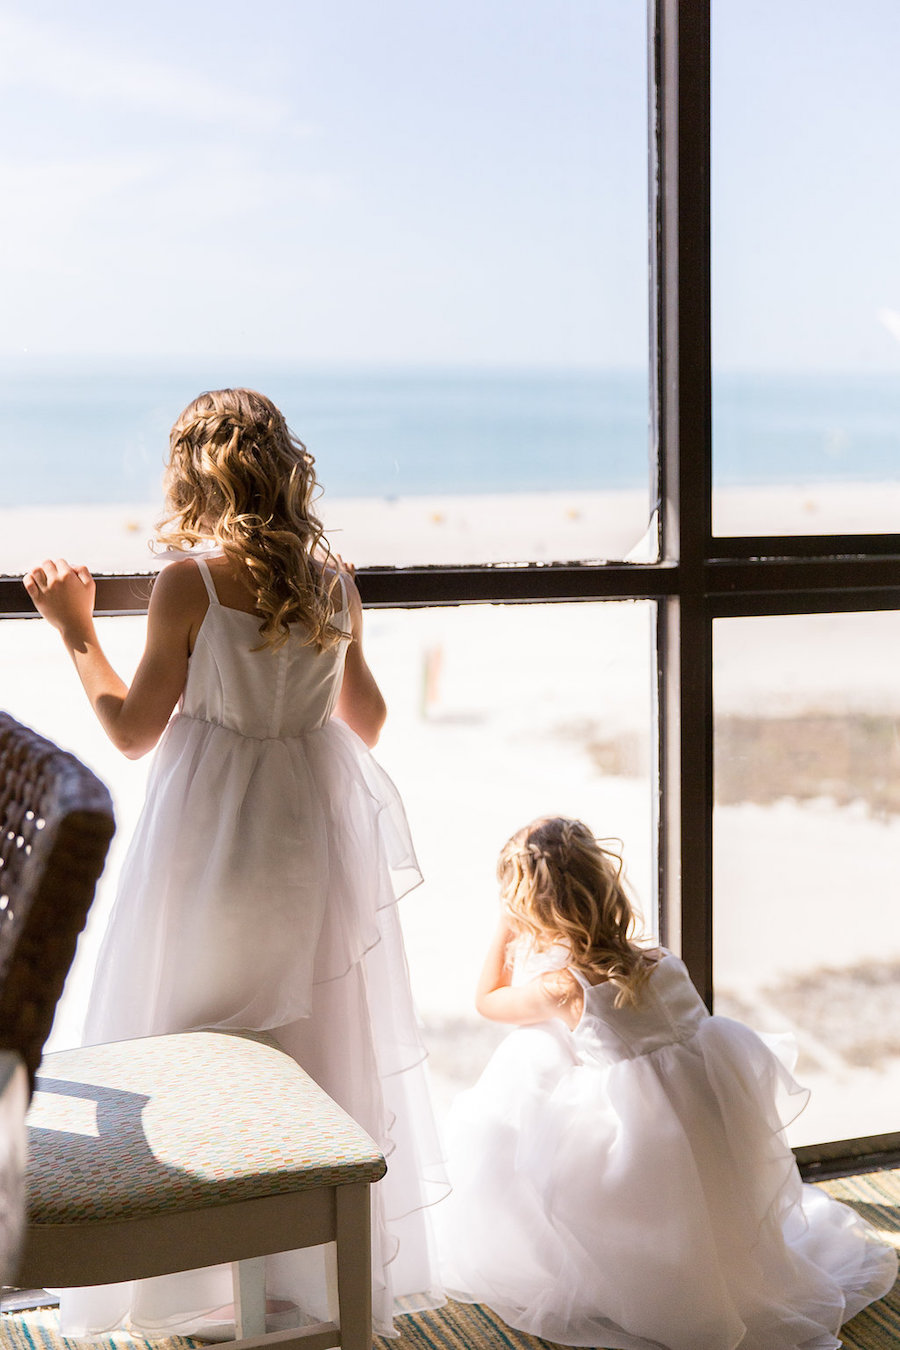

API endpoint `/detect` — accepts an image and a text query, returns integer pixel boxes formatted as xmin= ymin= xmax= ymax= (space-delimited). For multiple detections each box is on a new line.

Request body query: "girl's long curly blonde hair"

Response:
xmin=498 ymin=816 xmax=653 ymax=1008
xmin=157 ymin=388 xmax=344 ymax=652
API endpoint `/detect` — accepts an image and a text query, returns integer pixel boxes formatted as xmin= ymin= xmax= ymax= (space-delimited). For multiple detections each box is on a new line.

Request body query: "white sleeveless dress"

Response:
xmin=60 ymin=558 xmax=446 ymax=1338
xmin=437 ymin=951 xmax=897 ymax=1350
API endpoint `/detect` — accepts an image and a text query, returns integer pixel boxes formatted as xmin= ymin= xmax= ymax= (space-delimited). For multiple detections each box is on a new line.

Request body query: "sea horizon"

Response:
xmin=3 ymin=361 xmax=899 ymax=509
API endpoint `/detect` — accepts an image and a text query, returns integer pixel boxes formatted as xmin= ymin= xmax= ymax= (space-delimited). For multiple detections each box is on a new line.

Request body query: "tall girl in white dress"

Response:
xmin=437 ymin=816 xmax=897 ymax=1350
xmin=24 ymin=388 xmax=446 ymax=1338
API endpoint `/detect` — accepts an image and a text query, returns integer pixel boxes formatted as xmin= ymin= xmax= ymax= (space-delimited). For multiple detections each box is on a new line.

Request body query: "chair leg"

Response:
xmin=233 ymin=1256 xmax=267 ymax=1338
xmin=334 ymin=1183 xmax=372 ymax=1350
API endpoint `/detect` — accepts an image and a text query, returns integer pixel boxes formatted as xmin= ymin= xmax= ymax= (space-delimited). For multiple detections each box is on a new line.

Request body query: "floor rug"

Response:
xmin=2 ymin=1170 xmax=897 ymax=1350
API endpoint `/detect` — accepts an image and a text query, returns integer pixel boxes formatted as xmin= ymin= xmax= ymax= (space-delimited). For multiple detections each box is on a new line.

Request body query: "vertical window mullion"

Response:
xmin=655 ymin=0 xmax=714 ymax=1005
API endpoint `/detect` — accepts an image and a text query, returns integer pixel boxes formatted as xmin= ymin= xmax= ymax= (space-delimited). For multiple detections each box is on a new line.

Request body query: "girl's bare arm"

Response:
xmin=24 ymin=558 xmax=203 ymax=759
xmin=474 ymin=918 xmax=584 ymax=1029
xmin=332 ymin=569 xmax=387 ymax=748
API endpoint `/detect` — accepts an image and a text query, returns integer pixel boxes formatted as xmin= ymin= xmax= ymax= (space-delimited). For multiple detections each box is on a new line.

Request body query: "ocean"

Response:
xmin=2 ymin=364 xmax=899 ymax=508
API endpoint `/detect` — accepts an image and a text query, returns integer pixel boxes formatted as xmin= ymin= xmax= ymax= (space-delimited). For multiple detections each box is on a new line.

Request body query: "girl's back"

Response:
xmin=571 ymin=951 xmax=707 ymax=1063
xmin=186 ymin=558 xmax=350 ymax=737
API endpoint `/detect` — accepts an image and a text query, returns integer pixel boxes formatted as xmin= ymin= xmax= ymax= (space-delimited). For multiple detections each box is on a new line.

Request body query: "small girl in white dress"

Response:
xmin=437 ymin=815 xmax=897 ymax=1350
xmin=25 ymin=388 xmax=445 ymax=1338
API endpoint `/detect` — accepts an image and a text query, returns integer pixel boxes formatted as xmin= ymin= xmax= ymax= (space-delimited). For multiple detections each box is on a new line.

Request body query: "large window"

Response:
xmin=2 ymin=1 xmax=898 ymax=1174
xmin=0 ymin=1 xmax=651 ymax=574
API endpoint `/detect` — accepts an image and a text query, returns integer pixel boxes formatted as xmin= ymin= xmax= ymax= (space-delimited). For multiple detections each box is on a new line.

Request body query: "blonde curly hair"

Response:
xmin=497 ymin=816 xmax=653 ymax=1008
xmin=156 ymin=388 xmax=345 ymax=652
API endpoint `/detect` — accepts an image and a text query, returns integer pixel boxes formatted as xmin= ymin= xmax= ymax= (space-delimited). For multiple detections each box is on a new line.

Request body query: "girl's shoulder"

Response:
xmin=542 ymin=966 xmax=582 ymax=1000
xmin=538 ymin=967 xmax=585 ymax=1029
xmin=146 ymin=558 xmax=213 ymax=653
xmin=641 ymin=946 xmax=667 ymax=971
xmin=152 ymin=556 xmax=211 ymax=608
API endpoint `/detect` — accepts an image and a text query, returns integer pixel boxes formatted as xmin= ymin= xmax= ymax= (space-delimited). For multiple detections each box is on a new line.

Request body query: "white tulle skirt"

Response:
xmin=59 ymin=716 xmax=447 ymax=1339
xmin=437 ymin=1017 xmax=897 ymax=1350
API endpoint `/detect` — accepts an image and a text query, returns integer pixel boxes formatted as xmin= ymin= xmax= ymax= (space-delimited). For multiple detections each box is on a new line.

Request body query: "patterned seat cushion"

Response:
xmin=27 ymin=1031 xmax=386 ymax=1224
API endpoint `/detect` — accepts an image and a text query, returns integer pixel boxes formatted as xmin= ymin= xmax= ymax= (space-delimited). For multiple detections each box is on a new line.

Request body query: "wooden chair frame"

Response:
xmin=18 ymin=1165 xmax=374 ymax=1350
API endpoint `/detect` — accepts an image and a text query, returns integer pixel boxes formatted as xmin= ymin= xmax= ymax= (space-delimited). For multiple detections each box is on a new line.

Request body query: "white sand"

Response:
xmin=715 ymin=478 xmax=900 ymax=537
xmin=0 ymin=490 xmax=653 ymax=576
xmin=2 ymin=482 xmax=899 ymax=1145
xmin=4 ymin=478 xmax=900 ymax=577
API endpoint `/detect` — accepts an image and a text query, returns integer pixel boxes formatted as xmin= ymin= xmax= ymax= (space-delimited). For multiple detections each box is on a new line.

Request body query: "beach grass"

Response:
xmin=716 ymin=713 xmax=900 ymax=818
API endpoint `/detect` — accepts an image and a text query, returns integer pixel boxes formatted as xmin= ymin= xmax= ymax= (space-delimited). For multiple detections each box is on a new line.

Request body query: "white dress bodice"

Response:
xmin=572 ymin=954 xmax=710 ymax=1063
xmin=184 ymin=559 xmax=350 ymax=738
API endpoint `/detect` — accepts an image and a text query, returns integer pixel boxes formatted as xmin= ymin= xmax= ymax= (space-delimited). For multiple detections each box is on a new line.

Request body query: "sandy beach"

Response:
xmin=6 ymin=477 xmax=900 ymax=576
xmin=2 ymin=481 xmax=899 ymax=1145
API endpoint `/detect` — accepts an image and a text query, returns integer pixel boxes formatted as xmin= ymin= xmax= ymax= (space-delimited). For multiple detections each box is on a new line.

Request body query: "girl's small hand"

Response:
xmin=24 ymin=559 xmax=96 ymax=640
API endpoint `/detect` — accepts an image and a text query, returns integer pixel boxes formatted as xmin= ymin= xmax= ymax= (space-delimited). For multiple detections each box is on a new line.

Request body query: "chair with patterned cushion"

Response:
xmin=19 ymin=1031 xmax=385 ymax=1350
xmin=0 ymin=715 xmax=384 ymax=1350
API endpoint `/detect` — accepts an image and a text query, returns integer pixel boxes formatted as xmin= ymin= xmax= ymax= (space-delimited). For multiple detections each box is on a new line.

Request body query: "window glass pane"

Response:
xmin=2 ymin=617 xmax=153 ymax=1041
xmin=711 ymin=1 xmax=900 ymax=536
xmin=1 ymin=2 xmax=651 ymax=572
xmin=374 ymin=601 xmax=657 ymax=1110
xmin=2 ymin=601 xmax=656 ymax=1114
xmin=713 ymin=611 xmax=900 ymax=1144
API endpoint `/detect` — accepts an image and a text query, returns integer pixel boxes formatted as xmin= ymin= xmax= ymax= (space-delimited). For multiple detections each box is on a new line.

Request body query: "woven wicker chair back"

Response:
xmin=0 ymin=714 xmax=114 ymax=1093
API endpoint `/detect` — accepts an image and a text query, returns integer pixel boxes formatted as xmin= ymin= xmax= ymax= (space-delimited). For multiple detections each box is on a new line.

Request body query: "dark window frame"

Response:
xmin=2 ymin=0 xmax=898 ymax=1178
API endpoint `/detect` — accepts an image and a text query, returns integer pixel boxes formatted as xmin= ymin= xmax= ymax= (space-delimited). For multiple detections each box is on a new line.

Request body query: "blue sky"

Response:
xmin=0 ymin=1 xmax=647 ymax=367
xmin=713 ymin=0 xmax=900 ymax=374
xmin=1 ymin=1 xmax=899 ymax=372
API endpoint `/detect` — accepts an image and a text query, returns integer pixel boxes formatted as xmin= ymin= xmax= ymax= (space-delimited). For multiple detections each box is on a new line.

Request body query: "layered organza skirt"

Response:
xmin=437 ymin=1015 xmax=897 ymax=1350
xmin=60 ymin=715 xmax=447 ymax=1338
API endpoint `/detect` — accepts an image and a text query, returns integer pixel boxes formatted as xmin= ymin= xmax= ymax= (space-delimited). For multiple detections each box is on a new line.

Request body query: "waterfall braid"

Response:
xmin=157 ymin=388 xmax=344 ymax=651
xmin=498 ymin=816 xmax=653 ymax=1007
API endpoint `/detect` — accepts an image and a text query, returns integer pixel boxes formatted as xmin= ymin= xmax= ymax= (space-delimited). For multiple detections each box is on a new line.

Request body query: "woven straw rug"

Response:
xmin=2 ymin=1171 xmax=897 ymax=1350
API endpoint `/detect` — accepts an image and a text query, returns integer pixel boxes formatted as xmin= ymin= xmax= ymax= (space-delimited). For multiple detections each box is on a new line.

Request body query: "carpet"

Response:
xmin=817 ymin=1170 xmax=900 ymax=1350
xmin=2 ymin=1171 xmax=897 ymax=1350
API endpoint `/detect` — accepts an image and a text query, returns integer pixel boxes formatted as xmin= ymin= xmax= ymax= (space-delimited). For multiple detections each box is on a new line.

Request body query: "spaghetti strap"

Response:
xmin=194 ymin=558 xmax=219 ymax=605
xmin=336 ymin=569 xmax=348 ymax=614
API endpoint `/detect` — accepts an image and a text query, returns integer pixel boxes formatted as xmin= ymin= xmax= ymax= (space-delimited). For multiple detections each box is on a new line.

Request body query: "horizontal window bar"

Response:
xmin=706 ymin=556 xmax=900 ymax=604
xmin=795 ymin=1131 xmax=900 ymax=1182
xmin=711 ymin=533 xmax=900 ymax=560
xmin=2 ymin=574 xmax=153 ymax=620
xmin=355 ymin=564 xmax=678 ymax=607
xmin=7 ymin=555 xmax=900 ymax=619
xmin=710 ymin=589 xmax=900 ymax=619
xmin=2 ymin=565 xmax=679 ymax=619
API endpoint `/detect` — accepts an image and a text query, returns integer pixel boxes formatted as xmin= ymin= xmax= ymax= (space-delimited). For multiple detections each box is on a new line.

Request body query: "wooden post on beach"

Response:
xmin=420 ymin=644 xmax=443 ymax=720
